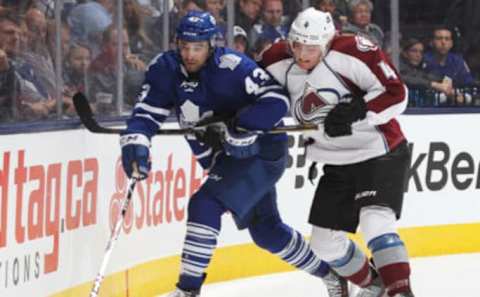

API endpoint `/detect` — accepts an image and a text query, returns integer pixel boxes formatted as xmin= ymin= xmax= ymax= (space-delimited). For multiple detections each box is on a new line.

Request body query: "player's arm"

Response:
xmin=235 ymin=61 xmax=290 ymax=131
xmin=324 ymin=36 xmax=407 ymax=137
xmin=120 ymin=55 xmax=175 ymax=179
xmin=126 ymin=55 xmax=174 ymax=138
xmin=350 ymin=39 xmax=407 ymax=126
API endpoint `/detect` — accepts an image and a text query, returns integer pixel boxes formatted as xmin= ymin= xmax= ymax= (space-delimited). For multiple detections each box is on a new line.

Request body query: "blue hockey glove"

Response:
xmin=222 ymin=126 xmax=260 ymax=159
xmin=120 ymin=132 xmax=151 ymax=179
xmin=324 ymin=97 xmax=367 ymax=137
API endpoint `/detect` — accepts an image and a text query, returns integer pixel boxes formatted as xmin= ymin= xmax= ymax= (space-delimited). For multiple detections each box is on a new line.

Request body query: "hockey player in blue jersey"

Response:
xmin=120 ymin=11 xmax=348 ymax=297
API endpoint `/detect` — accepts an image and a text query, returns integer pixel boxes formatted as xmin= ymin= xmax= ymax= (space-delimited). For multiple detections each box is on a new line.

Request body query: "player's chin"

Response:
xmin=297 ymin=61 xmax=315 ymax=71
xmin=185 ymin=64 xmax=200 ymax=73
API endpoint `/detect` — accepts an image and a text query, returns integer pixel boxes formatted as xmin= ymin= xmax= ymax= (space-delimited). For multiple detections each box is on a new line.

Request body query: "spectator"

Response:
xmin=205 ymin=0 xmax=227 ymax=46
xmin=0 ymin=0 xmax=34 ymax=15
xmin=342 ymin=0 xmax=384 ymax=47
xmin=63 ymin=44 xmax=91 ymax=116
xmin=24 ymin=6 xmax=47 ymax=44
xmin=314 ymin=0 xmax=347 ymax=30
xmin=88 ymin=25 xmax=146 ymax=115
xmin=150 ymin=0 xmax=204 ymax=50
xmin=0 ymin=13 xmax=53 ymax=121
xmin=399 ymin=38 xmax=452 ymax=96
xmin=249 ymin=0 xmax=288 ymax=45
xmin=22 ymin=8 xmax=57 ymax=101
xmin=46 ymin=20 xmax=71 ymax=65
xmin=235 ymin=0 xmax=262 ymax=33
xmin=250 ymin=36 xmax=272 ymax=61
xmin=67 ymin=0 xmax=114 ymax=58
xmin=232 ymin=25 xmax=248 ymax=54
xmin=465 ymin=38 xmax=480 ymax=85
xmin=205 ymin=0 xmax=225 ymax=22
xmin=424 ymin=26 xmax=474 ymax=88
xmin=124 ymin=0 xmax=158 ymax=62
xmin=280 ymin=0 xmax=301 ymax=26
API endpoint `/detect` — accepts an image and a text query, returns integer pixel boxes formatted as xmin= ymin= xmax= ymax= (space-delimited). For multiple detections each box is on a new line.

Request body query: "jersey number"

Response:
xmin=245 ymin=68 xmax=271 ymax=95
xmin=138 ymin=84 xmax=151 ymax=101
xmin=378 ymin=61 xmax=398 ymax=80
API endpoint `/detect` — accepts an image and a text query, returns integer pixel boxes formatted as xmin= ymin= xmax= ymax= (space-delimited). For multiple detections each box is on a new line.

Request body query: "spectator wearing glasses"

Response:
xmin=399 ymin=37 xmax=451 ymax=95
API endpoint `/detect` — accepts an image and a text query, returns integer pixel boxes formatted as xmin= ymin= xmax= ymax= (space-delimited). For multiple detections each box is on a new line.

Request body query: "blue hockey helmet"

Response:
xmin=176 ymin=11 xmax=218 ymax=43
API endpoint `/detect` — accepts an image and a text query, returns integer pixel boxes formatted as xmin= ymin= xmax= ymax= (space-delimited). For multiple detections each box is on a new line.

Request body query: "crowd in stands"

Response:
xmin=1 ymin=0 xmax=480 ymax=125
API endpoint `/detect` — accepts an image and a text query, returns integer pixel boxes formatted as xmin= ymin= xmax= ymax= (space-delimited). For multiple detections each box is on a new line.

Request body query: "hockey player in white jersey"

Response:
xmin=260 ymin=7 xmax=414 ymax=297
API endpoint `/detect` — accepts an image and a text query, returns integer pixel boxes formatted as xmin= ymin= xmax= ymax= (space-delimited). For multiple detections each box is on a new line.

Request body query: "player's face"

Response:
xmin=178 ymin=40 xmax=210 ymax=73
xmin=290 ymin=42 xmax=324 ymax=71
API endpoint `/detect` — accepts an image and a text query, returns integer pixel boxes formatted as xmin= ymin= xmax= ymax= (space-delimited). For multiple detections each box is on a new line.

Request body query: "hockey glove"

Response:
xmin=324 ymin=97 xmax=367 ymax=137
xmin=222 ymin=125 xmax=260 ymax=159
xmin=194 ymin=124 xmax=224 ymax=151
xmin=120 ymin=132 xmax=151 ymax=179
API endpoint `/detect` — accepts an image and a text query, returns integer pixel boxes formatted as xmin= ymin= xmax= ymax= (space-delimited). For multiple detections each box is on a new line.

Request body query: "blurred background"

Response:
xmin=1 ymin=0 xmax=479 ymax=134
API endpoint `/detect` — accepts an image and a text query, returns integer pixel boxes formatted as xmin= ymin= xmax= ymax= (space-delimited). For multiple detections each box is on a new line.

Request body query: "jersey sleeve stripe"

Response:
xmin=134 ymin=102 xmax=171 ymax=116
xmin=366 ymin=85 xmax=408 ymax=126
xmin=133 ymin=113 xmax=163 ymax=128
xmin=329 ymin=50 xmax=407 ymax=116
xmin=366 ymin=83 xmax=407 ymax=114
xmin=195 ymin=148 xmax=213 ymax=159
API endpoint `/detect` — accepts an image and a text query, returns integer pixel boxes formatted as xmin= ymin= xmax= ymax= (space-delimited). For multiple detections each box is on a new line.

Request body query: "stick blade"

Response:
xmin=73 ymin=92 xmax=123 ymax=134
xmin=73 ymin=92 xmax=94 ymax=118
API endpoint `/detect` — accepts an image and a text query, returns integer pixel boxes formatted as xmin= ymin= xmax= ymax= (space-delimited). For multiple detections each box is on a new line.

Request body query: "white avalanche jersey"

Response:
xmin=260 ymin=36 xmax=408 ymax=165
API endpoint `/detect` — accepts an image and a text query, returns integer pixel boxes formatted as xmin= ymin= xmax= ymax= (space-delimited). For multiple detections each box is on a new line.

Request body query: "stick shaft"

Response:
xmin=73 ymin=92 xmax=318 ymax=135
xmin=89 ymin=178 xmax=137 ymax=297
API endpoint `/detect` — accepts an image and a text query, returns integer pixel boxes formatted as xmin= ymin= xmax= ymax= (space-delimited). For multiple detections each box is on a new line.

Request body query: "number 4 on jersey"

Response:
xmin=378 ymin=61 xmax=398 ymax=80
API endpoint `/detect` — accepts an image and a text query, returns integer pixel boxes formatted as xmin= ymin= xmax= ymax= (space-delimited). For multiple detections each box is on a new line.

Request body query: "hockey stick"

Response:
xmin=89 ymin=175 xmax=138 ymax=297
xmin=73 ymin=92 xmax=318 ymax=135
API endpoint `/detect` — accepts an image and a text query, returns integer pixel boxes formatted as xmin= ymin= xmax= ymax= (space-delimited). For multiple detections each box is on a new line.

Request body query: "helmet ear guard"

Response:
xmin=288 ymin=7 xmax=336 ymax=54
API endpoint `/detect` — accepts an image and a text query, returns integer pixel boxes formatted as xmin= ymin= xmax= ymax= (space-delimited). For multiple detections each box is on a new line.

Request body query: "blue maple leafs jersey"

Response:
xmin=126 ymin=47 xmax=290 ymax=168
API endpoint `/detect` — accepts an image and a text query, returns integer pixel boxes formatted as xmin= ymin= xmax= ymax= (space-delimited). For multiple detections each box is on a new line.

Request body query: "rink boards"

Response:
xmin=1 ymin=114 xmax=479 ymax=297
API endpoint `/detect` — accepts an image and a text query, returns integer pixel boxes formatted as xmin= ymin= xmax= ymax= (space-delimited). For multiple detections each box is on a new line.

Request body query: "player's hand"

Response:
xmin=120 ymin=132 xmax=151 ymax=179
xmin=194 ymin=124 xmax=224 ymax=151
xmin=324 ymin=98 xmax=367 ymax=137
xmin=222 ymin=125 xmax=259 ymax=158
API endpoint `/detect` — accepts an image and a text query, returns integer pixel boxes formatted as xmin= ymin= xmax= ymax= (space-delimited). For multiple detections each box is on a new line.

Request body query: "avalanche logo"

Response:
xmin=294 ymin=87 xmax=340 ymax=124
xmin=355 ymin=35 xmax=378 ymax=52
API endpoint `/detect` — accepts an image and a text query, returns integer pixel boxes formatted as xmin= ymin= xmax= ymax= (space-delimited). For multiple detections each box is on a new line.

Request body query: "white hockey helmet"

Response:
xmin=288 ymin=7 xmax=336 ymax=53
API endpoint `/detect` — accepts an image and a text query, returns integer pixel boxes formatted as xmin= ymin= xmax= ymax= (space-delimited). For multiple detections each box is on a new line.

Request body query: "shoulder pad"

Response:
xmin=219 ymin=53 xmax=242 ymax=71
xmin=330 ymin=35 xmax=378 ymax=56
xmin=258 ymin=40 xmax=290 ymax=68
